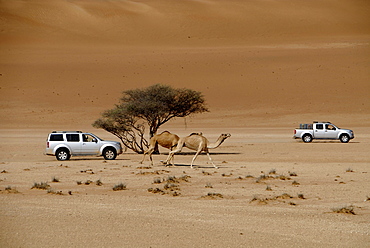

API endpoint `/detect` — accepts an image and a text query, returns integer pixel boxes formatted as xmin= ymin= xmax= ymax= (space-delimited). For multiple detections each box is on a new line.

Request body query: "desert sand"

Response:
xmin=0 ymin=0 xmax=369 ymax=247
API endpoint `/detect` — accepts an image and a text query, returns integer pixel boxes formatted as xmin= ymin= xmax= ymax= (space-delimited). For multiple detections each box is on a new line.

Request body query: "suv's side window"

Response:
xmin=66 ymin=134 xmax=80 ymax=142
xmin=316 ymin=124 xmax=323 ymax=130
xmin=50 ymin=134 xmax=64 ymax=141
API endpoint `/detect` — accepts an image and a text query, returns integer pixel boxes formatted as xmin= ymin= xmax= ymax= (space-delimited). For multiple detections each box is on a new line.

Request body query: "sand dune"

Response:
xmin=0 ymin=1 xmax=369 ymax=247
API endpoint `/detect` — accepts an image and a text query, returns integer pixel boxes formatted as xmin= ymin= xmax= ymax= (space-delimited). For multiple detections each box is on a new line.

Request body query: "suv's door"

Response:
xmin=314 ymin=124 xmax=326 ymax=139
xmin=80 ymin=134 xmax=100 ymax=155
xmin=66 ymin=133 xmax=82 ymax=154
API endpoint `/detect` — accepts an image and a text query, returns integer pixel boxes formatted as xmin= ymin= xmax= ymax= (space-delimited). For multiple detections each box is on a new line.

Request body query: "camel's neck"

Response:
xmin=207 ymin=136 xmax=227 ymax=149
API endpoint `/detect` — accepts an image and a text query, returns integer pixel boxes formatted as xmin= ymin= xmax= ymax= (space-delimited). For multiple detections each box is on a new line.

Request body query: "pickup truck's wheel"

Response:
xmin=103 ymin=147 xmax=117 ymax=160
xmin=340 ymin=134 xmax=350 ymax=143
xmin=56 ymin=149 xmax=70 ymax=161
xmin=302 ymin=134 xmax=313 ymax=143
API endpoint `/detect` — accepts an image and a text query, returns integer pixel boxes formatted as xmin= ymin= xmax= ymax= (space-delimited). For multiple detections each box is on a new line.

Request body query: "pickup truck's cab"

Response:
xmin=45 ymin=131 xmax=123 ymax=160
xmin=293 ymin=122 xmax=354 ymax=143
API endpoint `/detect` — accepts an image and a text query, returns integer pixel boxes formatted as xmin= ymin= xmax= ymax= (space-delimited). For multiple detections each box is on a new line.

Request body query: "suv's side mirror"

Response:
xmin=93 ymin=138 xmax=97 ymax=143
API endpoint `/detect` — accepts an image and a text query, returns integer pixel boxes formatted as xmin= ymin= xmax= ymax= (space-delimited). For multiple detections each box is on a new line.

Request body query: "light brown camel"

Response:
xmin=163 ymin=133 xmax=231 ymax=169
xmin=140 ymin=131 xmax=179 ymax=166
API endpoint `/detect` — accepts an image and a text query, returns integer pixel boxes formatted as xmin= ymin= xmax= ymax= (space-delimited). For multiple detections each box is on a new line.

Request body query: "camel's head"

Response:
xmin=221 ymin=133 xmax=231 ymax=139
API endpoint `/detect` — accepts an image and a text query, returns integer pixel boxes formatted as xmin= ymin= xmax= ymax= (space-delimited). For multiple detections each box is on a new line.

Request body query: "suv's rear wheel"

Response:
xmin=103 ymin=147 xmax=117 ymax=160
xmin=56 ymin=149 xmax=70 ymax=161
xmin=340 ymin=134 xmax=350 ymax=143
xmin=302 ymin=134 xmax=313 ymax=143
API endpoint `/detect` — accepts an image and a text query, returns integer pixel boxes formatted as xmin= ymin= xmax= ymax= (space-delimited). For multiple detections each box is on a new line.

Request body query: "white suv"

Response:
xmin=45 ymin=131 xmax=123 ymax=161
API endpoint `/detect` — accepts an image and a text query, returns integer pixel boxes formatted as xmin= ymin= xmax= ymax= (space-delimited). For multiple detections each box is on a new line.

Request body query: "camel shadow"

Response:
xmin=161 ymin=152 xmax=241 ymax=156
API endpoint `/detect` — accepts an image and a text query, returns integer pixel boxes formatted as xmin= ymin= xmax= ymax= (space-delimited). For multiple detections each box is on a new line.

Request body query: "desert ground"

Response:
xmin=0 ymin=0 xmax=369 ymax=247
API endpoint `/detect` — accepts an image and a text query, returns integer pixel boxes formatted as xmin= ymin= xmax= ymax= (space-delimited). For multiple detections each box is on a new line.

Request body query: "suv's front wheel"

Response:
xmin=103 ymin=147 xmax=117 ymax=160
xmin=56 ymin=148 xmax=70 ymax=161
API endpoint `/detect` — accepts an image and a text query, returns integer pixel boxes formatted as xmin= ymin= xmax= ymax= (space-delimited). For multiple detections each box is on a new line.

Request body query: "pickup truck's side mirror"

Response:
xmin=93 ymin=138 xmax=97 ymax=143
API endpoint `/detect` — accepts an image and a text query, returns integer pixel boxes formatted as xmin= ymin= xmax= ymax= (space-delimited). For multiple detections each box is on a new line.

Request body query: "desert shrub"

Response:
xmin=292 ymin=180 xmax=300 ymax=186
xmin=202 ymin=193 xmax=223 ymax=199
xmin=164 ymin=183 xmax=180 ymax=191
xmin=268 ymin=169 xmax=276 ymax=175
xmin=165 ymin=176 xmax=179 ymax=183
xmin=31 ymin=182 xmax=50 ymax=190
xmin=51 ymin=177 xmax=60 ymax=182
xmin=289 ymin=171 xmax=298 ymax=177
xmin=47 ymin=189 xmax=64 ymax=195
xmin=266 ymin=185 xmax=272 ymax=191
xmin=153 ymin=177 xmax=162 ymax=184
xmin=331 ymin=205 xmax=356 ymax=215
xmin=5 ymin=186 xmax=19 ymax=193
xmin=346 ymin=168 xmax=354 ymax=172
xmin=245 ymin=175 xmax=254 ymax=178
xmin=297 ymin=193 xmax=305 ymax=199
xmin=95 ymin=179 xmax=103 ymax=186
xmin=76 ymin=181 xmax=82 ymax=185
xmin=179 ymin=174 xmax=191 ymax=182
xmin=113 ymin=183 xmax=127 ymax=191
xmin=205 ymin=183 xmax=213 ymax=188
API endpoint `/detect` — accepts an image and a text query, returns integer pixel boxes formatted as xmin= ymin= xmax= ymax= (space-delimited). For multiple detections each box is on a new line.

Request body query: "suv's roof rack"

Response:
xmin=52 ymin=131 xmax=82 ymax=133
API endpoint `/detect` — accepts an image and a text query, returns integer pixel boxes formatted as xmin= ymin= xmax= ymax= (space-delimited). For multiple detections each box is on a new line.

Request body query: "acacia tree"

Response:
xmin=93 ymin=84 xmax=209 ymax=153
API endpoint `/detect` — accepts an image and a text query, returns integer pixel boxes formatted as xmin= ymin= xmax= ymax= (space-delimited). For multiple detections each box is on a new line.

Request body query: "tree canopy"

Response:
xmin=93 ymin=84 xmax=209 ymax=153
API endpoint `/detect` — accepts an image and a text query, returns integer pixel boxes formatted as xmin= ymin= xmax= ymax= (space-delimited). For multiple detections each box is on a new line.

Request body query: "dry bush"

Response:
xmin=47 ymin=189 xmax=64 ymax=195
xmin=266 ymin=185 xmax=272 ymax=191
xmin=202 ymin=192 xmax=224 ymax=199
xmin=31 ymin=182 xmax=50 ymax=190
xmin=113 ymin=183 xmax=127 ymax=191
xmin=205 ymin=183 xmax=213 ymax=188
xmin=164 ymin=183 xmax=180 ymax=191
xmin=148 ymin=187 xmax=165 ymax=194
xmin=298 ymin=193 xmax=306 ymax=199
xmin=153 ymin=177 xmax=162 ymax=184
xmin=51 ymin=177 xmax=60 ymax=183
xmin=346 ymin=168 xmax=354 ymax=172
xmin=95 ymin=179 xmax=103 ymax=186
xmin=5 ymin=186 xmax=19 ymax=194
xmin=289 ymin=171 xmax=298 ymax=177
xmin=331 ymin=205 xmax=356 ymax=215
xmin=268 ymin=169 xmax=276 ymax=175
xmin=292 ymin=180 xmax=300 ymax=186
xmin=179 ymin=174 xmax=191 ymax=182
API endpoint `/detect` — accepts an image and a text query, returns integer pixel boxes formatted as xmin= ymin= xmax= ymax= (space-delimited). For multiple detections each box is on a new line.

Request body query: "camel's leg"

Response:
xmin=140 ymin=148 xmax=154 ymax=166
xmin=206 ymin=152 xmax=218 ymax=169
xmin=190 ymin=150 xmax=202 ymax=169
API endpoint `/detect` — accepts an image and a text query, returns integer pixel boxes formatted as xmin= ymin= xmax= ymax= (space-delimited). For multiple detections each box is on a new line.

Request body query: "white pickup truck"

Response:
xmin=293 ymin=122 xmax=354 ymax=143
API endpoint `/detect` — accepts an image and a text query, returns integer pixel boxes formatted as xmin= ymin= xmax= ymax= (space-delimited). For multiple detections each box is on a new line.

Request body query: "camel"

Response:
xmin=140 ymin=131 xmax=180 ymax=166
xmin=163 ymin=133 xmax=231 ymax=169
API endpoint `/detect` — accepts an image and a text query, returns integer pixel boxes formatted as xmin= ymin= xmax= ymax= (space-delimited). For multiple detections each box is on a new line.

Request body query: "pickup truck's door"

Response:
xmin=325 ymin=124 xmax=338 ymax=139
xmin=314 ymin=124 xmax=326 ymax=138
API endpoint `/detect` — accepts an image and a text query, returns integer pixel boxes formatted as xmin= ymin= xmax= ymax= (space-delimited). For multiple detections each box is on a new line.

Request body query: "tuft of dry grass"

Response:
xmin=266 ymin=185 xmax=272 ymax=191
xmin=47 ymin=189 xmax=64 ymax=195
xmin=289 ymin=171 xmax=298 ymax=177
xmin=31 ymin=182 xmax=50 ymax=190
xmin=202 ymin=192 xmax=224 ymax=199
xmin=205 ymin=182 xmax=213 ymax=188
xmin=331 ymin=205 xmax=356 ymax=215
xmin=51 ymin=177 xmax=60 ymax=183
xmin=163 ymin=183 xmax=180 ymax=191
xmin=5 ymin=186 xmax=19 ymax=193
xmin=95 ymin=179 xmax=103 ymax=186
xmin=113 ymin=183 xmax=126 ymax=191
xmin=292 ymin=180 xmax=300 ymax=186
xmin=346 ymin=168 xmax=354 ymax=172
